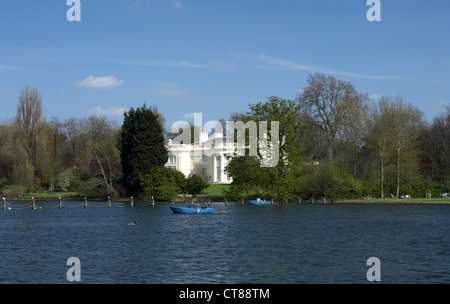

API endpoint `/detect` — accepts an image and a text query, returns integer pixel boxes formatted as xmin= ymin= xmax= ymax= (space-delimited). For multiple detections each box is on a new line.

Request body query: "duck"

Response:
xmin=128 ymin=220 xmax=137 ymax=226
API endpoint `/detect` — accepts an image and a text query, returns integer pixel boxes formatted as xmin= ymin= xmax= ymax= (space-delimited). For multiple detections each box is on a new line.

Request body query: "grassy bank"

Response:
xmin=336 ymin=198 xmax=450 ymax=204
xmin=23 ymin=192 xmax=78 ymax=198
xmin=7 ymin=185 xmax=449 ymax=204
xmin=6 ymin=185 xmax=231 ymax=201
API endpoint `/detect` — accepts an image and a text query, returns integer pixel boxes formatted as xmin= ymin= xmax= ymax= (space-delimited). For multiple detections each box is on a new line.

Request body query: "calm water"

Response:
xmin=0 ymin=201 xmax=449 ymax=283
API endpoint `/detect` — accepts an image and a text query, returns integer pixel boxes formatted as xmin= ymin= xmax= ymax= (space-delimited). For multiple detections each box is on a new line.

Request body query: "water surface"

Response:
xmin=1 ymin=201 xmax=449 ymax=283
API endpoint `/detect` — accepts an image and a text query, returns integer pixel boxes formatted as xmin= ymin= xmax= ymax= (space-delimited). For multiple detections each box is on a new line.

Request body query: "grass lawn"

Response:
xmin=201 ymin=184 xmax=230 ymax=198
xmin=23 ymin=192 xmax=79 ymax=198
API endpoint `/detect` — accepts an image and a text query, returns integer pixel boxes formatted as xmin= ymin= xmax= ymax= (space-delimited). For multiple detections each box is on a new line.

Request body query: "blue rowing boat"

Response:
xmin=247 ymin=200 xmax=271 ymax=205
xmin=170 ymin=206 xmax=214 ymax=214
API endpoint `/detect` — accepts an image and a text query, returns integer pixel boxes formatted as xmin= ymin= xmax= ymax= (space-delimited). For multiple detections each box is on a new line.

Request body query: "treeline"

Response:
xmin=224 ymin=73 xmax=450 ymax=200
xmin=1 ymin=74 xmax=449 ymax=200
xmin=0 ymin=85 xmax=123 ymax=197
xmin=0 ymin=88 xmax=206 ymax=199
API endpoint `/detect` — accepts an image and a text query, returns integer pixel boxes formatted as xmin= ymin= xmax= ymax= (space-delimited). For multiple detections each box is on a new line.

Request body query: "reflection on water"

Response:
xmin=1 ymin=202 xmax=449 ymax=283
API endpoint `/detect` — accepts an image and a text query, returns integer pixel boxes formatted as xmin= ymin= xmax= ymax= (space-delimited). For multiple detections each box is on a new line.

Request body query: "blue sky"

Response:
xmin=1 ymin=0 xmax=449 ymax=129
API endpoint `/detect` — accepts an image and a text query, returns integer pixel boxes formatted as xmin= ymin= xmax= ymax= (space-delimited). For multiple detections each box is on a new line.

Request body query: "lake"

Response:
xmin=1 ymin=201 xmax=449 ymax=283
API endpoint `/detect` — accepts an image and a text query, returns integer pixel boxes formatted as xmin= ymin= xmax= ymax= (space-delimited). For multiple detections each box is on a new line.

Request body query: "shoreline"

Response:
xmin=5 ymin=196 xmax=450 ymax=205
xmin=336 ymin=198 xmax=450 ymax=204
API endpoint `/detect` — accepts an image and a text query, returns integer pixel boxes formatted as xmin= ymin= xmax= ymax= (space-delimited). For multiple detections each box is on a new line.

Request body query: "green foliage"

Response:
xmin=186 ymin=174 xmax=209 ymax=196
xmin=223 ymin=156 xmax=265 ymax=199
xmin=0 ymin=79 xmax=448 ymax=201
xmin=225 ymin=96 xmax=308 ymax=200
xmin=140 ymin=167 xmax=186 ymax=201
xmin=77 ymin=177 xmax=109 ymax=198
xmin=233 ymin=96 xmax=308 ymax=168
xmin=55 ymin=166 xmax=81 ymax=192
xmin=56 ymin=169 xmax=73 ymax=192
xmin=120 ymin=104 xmax=168 ymax=194
xmin=4 ymin=185 xmax=27 ymax=197
xmin=223 ymin=156 xmax=303 ymax=200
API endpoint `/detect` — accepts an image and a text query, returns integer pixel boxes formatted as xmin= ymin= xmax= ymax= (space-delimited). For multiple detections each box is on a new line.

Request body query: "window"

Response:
xmin=202 ymin=155 xmax=208 ymax=163
xmin=216 ymin=167 xmax=221 ymax=182
xmin=169 ymin=155 xmax=176 ymax=163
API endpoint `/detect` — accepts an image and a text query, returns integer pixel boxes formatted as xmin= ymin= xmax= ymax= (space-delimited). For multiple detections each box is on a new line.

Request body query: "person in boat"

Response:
xmin=201 ymin=203 xmax=207 ymax=209
xmin=188 ymin=200 xmax=197 ymax=208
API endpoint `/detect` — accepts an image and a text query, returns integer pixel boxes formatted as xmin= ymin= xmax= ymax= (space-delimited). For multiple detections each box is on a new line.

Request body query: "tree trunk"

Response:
xmin=94 ymin=151 xmax=109 ymax=188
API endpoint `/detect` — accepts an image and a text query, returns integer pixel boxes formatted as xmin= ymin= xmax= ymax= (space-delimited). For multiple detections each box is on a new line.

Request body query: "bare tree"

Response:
xmin=368 ymin=98 xmax=395 ymax=198
xmin=152 ymin=104 xmax=166 ymax=135
xmin=389 ymin=96 xmax=423 ymax=197
xmin=368 ymin=95 xmax=423 ymax=198
xmin=13 ymin=85 xmax=47 ymax=186
xmin=45 ymin=117 xmax=67 ymax=191
xmin=298 ymin=73 xmax=366 ymax=161
xmin=82 ymin=116 xmax=121 ymax=196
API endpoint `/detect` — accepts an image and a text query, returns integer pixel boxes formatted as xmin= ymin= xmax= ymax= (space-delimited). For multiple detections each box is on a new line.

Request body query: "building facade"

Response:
xmin=164 ymin=131 xmax=235 ymax=184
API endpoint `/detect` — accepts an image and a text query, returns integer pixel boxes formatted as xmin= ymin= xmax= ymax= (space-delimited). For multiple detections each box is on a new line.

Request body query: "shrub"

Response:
xmin=186 ymin=174 xmax=208 ymax=196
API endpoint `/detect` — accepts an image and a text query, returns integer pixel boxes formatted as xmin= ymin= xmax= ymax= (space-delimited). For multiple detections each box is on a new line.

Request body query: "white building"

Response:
xmin=165 ymin=131 xmax=235 ymax=184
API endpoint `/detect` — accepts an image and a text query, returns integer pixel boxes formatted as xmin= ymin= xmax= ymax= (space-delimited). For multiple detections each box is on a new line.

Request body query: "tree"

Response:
xmin=12 ymin=85 xmax=47 ymax=188
xmin=223 ymin=155 xmax=266 ymax=199
xmin=44 ymin=117 xmax=67 ymax=191
xmin=82 ymin=115 xmax=122 ymax=197
xmin=0 ymin=123 xmax=14 ymax=181
xmin=367 ymin=96 xmax=423 ymax=198
xmin=298 ymin=73 xmax=367 ymax=161
xmin=151 ymin=104 xmax=167 ymax=134
xmin=140 ymin=167 xmax=186 ymax=200
xmin=367 ymin=97 xmax=395 ymax=198
xmin=225 ymin=97 xmax=308 ymax=200
xmin=56 ymin=168 xmax=74 ymax=192
xmin=120 ymin=104 xmax=168 ymax=194
xmin=388 ymin=96 xmax=423 ymax=197
xmin=192 ymin=162 xmax=208 ymax=180
xmin=186 ymin=174 xmax=208 ymax=196
xmin=419 ymin=107 xmax=450 ymax=189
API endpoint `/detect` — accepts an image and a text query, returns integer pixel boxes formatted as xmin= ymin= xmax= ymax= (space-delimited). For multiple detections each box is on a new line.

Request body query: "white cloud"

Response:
xmin=133 ymin=0 xmax=150 ymax=5
xmin=430 ymin=101 xmax=450 ymax=110
xmin=252 ymin=54 xmax=397 ymax=80
xmin=174 ymin=1 xmax=183 ymax=9
xmin=209 ymin=61 xmax=237 ymax=71
xmin=138 ymin=82 xmax=198 ymax=100
xmin=75 ymin=75 xmax=124 ymax=89
xmin=0 ymin=63 xmax=21 ymax=71
xmin=130 ymin=60 xmax=207 ymax=69
xmin=88 ymin=106 xmax=127 ymax=117
xmin=128 ymin=59 xmax=236 ymax=71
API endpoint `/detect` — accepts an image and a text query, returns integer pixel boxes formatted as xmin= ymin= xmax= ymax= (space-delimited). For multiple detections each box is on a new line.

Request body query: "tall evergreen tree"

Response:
xmin=120 ymin=104 xmax=168 ymax=194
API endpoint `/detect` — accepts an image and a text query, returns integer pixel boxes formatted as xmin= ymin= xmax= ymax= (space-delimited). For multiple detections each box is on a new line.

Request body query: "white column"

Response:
xmin=220 ymin=153 xmax=225 ymax=182
xmin=212 ymin=155 xmax=217 ymax=183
